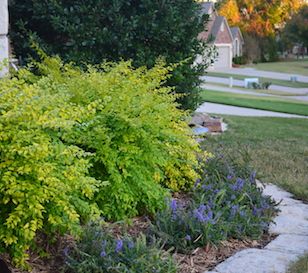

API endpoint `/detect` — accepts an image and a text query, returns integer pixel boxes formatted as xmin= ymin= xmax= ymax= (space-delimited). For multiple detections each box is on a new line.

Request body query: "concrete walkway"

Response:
xmin=213 ymin=67 xmax=308 ymax=83
xmin=196 ymin=102 xmax=308 ymax=118
xmin=205 ymin=183 xmax=308 ymax=273
xmin=202 ymin=76 xmax=308 ymax=95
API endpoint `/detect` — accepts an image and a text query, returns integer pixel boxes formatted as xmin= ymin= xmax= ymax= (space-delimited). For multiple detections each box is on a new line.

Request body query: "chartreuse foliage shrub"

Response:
xmin=29 ymin=55 xmax=201 ymax=220
xmin=0 ymin=55 xmax=202 ymax=266
xmin=0 ymin=71 xmax=103 ymax=266
xmin=152 ymin=152 xmax=277 ymax=252
xmin=63 ymin=223 xmax=177 ymax=273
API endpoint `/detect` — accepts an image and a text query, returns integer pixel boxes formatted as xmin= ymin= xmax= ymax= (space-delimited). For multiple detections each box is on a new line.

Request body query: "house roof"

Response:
xmin=230 ymin=27 xmax=244 ymax=41
xmin=198 ymin=16 xmax=232 ymax=43
xmin=200 ymin=2 xmax=214 ymax=15
xmin=211 ymin=16 xmax=225 ymax=39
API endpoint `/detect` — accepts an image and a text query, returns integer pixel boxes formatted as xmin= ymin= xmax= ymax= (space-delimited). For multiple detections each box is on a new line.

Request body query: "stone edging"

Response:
xmin=205 ymin=183 xmax=308 ymax=273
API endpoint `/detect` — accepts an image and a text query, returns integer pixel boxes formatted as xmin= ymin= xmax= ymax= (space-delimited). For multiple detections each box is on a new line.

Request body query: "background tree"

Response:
xmin=217 ymin=0 xmax=241 ymax=26
xmin=282 ymin=5 xmax=308 ymax=53
xmin=9 ymin=0 xmax=211 ymax=110
xmin=217 ymin=0 xmax=304 ymax=62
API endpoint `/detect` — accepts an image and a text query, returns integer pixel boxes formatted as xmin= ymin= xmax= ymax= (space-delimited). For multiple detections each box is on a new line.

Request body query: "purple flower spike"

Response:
xmin=231 ymin=178 xmax=245 ymax=191
xmin=170 ymin=199 xmax=177 ymax=211
xmin=100 ymin=250 xmax=107 ymax=257
xmin=115 ymin=239 xmax=123 ymax=253
xmin=63 ymin=247 xmax=69 ymax=256
xmin=227 ymin=174 xmax=234 ymax=180
xmin=249 ymin=171 xmax=256 ymax=183
xmin=128 ymin=241 xmax=134 ymax=249
xmin=185 ymin=235 xmax=192 ymax=241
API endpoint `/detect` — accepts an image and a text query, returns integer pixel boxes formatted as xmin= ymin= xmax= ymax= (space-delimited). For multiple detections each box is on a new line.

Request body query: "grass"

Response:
xmin=287 ymin=254 xmax=308 ymax=273
xmin=201 ymin=90 xmax=308 ymax=116
xmin=202 ymin=116 xmax=308 ymax=202
xmin=206 ymin=72 xmax=308 ymax=88
xmin=245 ymin=59 xmax=308 ymax=76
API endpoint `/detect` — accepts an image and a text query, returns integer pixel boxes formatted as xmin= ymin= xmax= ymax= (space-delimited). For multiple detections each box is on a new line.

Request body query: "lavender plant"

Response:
xmin=152 ymin=152 xmax=277 ymax=252
xmin=63 ymin=223 xmax=177 ymax=273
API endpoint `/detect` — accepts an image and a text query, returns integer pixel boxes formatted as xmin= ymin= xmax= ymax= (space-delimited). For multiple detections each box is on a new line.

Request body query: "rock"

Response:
xmin=269 ymin=214 xmax=308 ymax=235
xmin=261 ymin=184 xmax=293 ymax=201
xmin=192 ymin=125 xmax=209 ymax=135
xmin=214 ymin=249 xmax=298 ymax=273
xmin=265 ymin=234 xmax=308 ymax=255
xmin=190 ymin=113 xmax=211 ymax=126
xmin=190 ymin=113 xmax=223 ymax=133
xmin=203 ymin=118 xmax=223 ymax=133
xmin=278 ymin=203 xmax=308 ymax=220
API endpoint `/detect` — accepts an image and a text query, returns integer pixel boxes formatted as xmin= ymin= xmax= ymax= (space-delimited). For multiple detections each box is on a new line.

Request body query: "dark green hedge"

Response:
xmin=9 ymin=0 xmax=211 ymax=109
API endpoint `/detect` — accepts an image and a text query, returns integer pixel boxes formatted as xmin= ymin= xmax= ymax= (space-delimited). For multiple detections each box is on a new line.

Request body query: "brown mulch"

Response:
xmin=1 ymin=217 xmax=276 ymax=273
xmin=174 ymin=234 xmax=276 ymax=273
xmin=2 ymin=234 xmax=75 ymax=273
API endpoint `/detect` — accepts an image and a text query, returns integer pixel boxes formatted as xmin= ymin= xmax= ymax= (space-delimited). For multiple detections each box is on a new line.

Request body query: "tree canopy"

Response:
xmin=282 ymin=5 xmax=308 ymax=49
xmin=218 ymin=0 xmax=304 ymax=37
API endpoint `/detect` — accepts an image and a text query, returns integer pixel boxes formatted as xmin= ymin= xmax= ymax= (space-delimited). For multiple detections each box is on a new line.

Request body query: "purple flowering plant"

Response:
xmin=152 ymin=151 xmax=277 ymax=253
xmin=63 ymin=223 xmax=177 ymax=273
xmin=193 ymin=152 xmax=278 ymax=239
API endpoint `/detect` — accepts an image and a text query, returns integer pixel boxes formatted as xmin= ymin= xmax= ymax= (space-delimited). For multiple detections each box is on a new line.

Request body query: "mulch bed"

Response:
xmin=2 ymin=216 xmax=276 ymax=273
xmin=174 ymin=234 xmax=276 ymax=273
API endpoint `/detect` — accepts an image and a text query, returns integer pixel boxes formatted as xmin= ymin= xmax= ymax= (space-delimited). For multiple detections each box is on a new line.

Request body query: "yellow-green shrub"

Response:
xmin=0 ymin=55 xmax=203 ymax=265
xmin=0 ymin=73 xmax=103 ymax=266
xmin=30 ymin=56 xmax=201 ymax=220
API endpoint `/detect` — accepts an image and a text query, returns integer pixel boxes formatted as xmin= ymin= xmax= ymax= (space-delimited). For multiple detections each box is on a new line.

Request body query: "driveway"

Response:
xmin=212 ymin=67 xmax=308 ymax=83
xmin=196 ymin=102 xmax=308 ymax=118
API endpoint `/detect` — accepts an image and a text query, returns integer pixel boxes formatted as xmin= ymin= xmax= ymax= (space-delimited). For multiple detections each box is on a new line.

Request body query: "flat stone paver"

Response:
xmin=213 ymin=249 xmax=298 ymax=273
xmin=265 ymin=234 xmax=308 ymax=255
xmin=204 ymin=183 xmax=308 ymax=273
xmin=196 ymin=102 xmax=308 ymax=118
xmin=269 ymin=214 xmax=308 ymax=235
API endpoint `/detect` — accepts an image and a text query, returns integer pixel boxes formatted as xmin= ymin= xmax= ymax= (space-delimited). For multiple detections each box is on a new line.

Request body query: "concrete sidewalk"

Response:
xmin=196 ymin=102 xmax=308 ymax=118
xmin=213 ymin=67 xmax=308 ymax=83
xmin=202 ymin=76 xmax=308 ymax=95
xmin=202 ymin=83 xmax=308 ymax=102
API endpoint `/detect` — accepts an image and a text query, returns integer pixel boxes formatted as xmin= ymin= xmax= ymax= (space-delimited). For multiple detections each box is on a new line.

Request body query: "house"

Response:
xmin=230 ymin=27 xmax=244 ymax=57
xmin=198 ymin=1 xmax=242 ymax=69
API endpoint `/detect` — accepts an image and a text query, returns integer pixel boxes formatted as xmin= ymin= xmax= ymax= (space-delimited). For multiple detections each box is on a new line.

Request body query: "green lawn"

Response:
xmin=206 ymin=72 xmax=308 ymax=88
xmin=287 ymin=254 xmax=308 ymax=273
xmin=202 ymin=116 xmax=308 ymax=202
xmin=245 ymin=59 xmax=308 ymax=76
xmin=201 ymin=90 xmax=308 ymax=116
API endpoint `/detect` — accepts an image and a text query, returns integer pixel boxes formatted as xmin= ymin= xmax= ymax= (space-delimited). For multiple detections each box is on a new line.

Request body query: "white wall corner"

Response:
xmin=0 ymin=0 xmax=9 ymax=77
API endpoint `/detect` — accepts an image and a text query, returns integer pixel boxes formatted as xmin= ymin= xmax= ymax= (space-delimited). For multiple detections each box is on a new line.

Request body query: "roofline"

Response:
xmin=222 ymin=17 xmax=234 ymax=44
xmin=231 ymin=26 xmax=244 ymax=42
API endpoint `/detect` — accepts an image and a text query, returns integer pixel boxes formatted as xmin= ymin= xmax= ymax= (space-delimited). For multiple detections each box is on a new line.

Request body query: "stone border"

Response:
xmin=205 ymin=183 xmax=308 ymax=273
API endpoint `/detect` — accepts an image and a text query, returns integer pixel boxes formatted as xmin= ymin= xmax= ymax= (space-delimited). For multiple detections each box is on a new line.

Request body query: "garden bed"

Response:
xmin=3 ymin=218 xmax=276 ymax=273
